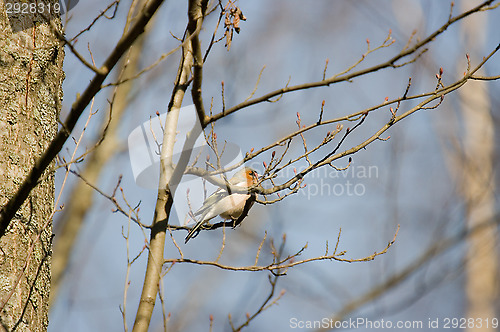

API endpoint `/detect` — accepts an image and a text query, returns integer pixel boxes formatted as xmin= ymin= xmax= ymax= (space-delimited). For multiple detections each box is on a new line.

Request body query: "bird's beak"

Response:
xmin=253 ymin=172 xmax=260 ymax=182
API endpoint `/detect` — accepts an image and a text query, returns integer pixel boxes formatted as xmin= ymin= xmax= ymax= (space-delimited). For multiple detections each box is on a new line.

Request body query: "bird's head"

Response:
xmin=231 ymin=167 xmax=259 ymax=186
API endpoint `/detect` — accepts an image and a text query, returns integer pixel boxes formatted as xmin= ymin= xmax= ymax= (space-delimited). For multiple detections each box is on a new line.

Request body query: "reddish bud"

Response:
xmin=272 ymin=150 xmax=276 ymax=158
xmin=322 ymin=100 xmax=325 ymax=106
xmin=250 ymin=147 xmax=254 ymax=153
xmin=385 ymin=96 xmax=389 ymax=102
xmin=293 ymin=168 xmax=297 ymax=174
xmin=206 ymin=154 xmax=210 ymax=161
xmin=296 ymin=112 xmax=301 ymax=120
xmin=246 ymin=313 xmax=250 ymax=319
xmin=439 ymin=67 xmax=443 ymax=75
xmin=221 ymin=81 xmax=224 ymax=87
xmin=156 ymin=111 xmax=160 ymax=116
xmin=210 ymin=314 xmax=214 ymax=322
xmin=263 ymin=161 xmax=267 ymax=168
xmin=277 ymin=193 xmax=281 ymax=198
xmin=366 ymin=38 xmax=370 ymax=44
xmin=213 ymin=133 xmax=217 ymax=139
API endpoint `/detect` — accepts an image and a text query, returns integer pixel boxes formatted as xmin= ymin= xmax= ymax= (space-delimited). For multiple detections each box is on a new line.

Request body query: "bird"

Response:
xmin=184 ymin=167 xmax=259 ymax=243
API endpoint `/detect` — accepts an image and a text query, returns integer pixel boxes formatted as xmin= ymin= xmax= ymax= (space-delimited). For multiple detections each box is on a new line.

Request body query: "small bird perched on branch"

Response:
xmin=184 ymin=167 xmax=259 ymax=243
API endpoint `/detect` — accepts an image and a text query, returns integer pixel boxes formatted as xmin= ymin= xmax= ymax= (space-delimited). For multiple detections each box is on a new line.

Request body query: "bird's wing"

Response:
xmin=208 ymin=193 xmax=249 ymax=218
xmin=186 ymin=198 xmax=222 ymax=243
xmin=185 ymin=194 xmax=248 ymax=243
xmin=194 ymin=188 xmax=227 ymax=216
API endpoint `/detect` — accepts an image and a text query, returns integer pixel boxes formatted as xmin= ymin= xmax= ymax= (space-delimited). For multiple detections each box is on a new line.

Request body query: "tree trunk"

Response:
xmin=0 ymin=1 xmax=64 ymax=330
xmin=459 ymin=2 xmax=498 ymax=331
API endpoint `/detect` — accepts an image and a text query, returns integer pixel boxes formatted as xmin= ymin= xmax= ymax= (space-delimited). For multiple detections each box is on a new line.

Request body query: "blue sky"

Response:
xmin=50 ymin=1 xmax=500 ymax=331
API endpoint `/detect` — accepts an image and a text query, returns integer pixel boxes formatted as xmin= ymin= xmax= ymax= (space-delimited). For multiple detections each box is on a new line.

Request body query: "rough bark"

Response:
xmin=0 ymin=1 xmax=64 ymax=330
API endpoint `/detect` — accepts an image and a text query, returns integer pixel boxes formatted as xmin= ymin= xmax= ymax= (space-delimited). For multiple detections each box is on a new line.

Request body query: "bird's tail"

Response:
xmin=185 ymin=218 xmax=206 ymax=243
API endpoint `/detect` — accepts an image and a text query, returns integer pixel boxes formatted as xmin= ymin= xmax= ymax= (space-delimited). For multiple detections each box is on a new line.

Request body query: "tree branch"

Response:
xmin=206 ymin=0 xmax=496 ymax=124
xmin=131 ymin=1 xmax=208 ymax=331
xmin=0 ymin=0 xmax=166 ymax=238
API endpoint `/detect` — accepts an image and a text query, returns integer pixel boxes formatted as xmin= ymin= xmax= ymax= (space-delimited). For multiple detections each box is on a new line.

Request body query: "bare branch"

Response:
xmin=0 ymin=0 xmax=167 ymax=237
xmin=165 ymin=225 xmax=400 ymax=272
xmin=207 ymin=0 xmax=497 ymax=124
